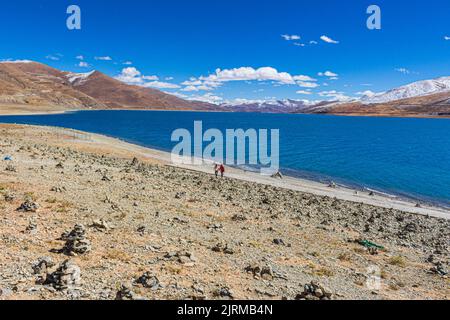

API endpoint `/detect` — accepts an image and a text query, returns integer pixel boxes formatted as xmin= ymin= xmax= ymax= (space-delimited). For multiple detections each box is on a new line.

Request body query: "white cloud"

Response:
xmin=46 ymin=54 xmax=61 ymax=61
xmin=182 ymin=67 xmax=318 ymax=92
xmin=143 ymin=81 xmax=180 ymax=89
xmin=142 ymin=75 xmax=159 ymax=81
xmin=293 ymin=75 xmax=317 ymax=82
xmin=78 ymin=61 xmax=90 ymax=68
xmin=76 ymin=55 xmax=84 ymax=60
xmin=318 ymin=90 xmax=352 ymax=101
xmin=296 ymin=90 xmax=312 ymax=95
xmin=123 ymin=61 xmax=133 ymax=65
xmin=395 ymin=68 xmax=410 ymax=74
xmin=294 ymin=43 xmax=305 ymax=47
xmin=281 ymin=34 xmax=301 ymax=41
xmin=297 ymin=81 xmax=319 ymax=88
xmin=201 ymin=67 xmax=297 ymax=84
xmin=115 ymin=67 xmax=179 ymax=89
xmin=444 ymin=36 xmax=450 ymax=41
xmin=320 ymin=35 xmax=339 ymax=44
xmin=309 ymin=40 xmax=318 ymax=45
xmin=318 ymin=71 xmax=339 ymax=77
xmin=95 ymin=56 xmax=112 ymax=61
xmin=187 ymin=93 xmax=223 ymax=104
xmin=356 ymin=90 xmax=376 ymax=97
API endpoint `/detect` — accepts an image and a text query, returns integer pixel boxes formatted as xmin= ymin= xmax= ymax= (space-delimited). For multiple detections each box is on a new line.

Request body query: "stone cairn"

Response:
xmin=296 ymin=281 xmax=333 ymax=300
xmin=32 ymin=257 xmax=55 ymax=285
xmin=135 ymin=272 xmax=162 ymax=291
xmin=61 ymin=224 xmax=91 ymax=256
xmin=45 ymin=260 xmax=81 ymax=291
xmin=116 ymin=284 xmax=143 ymax=300
xmin=17 ymin=198 xmax=39 ymax=212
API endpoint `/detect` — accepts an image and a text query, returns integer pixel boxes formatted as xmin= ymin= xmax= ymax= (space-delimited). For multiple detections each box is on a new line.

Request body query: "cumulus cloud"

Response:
xmin=187 ymin=93 xmax=223 ymax=104
xmin=181 ymin=67 xmax=318 ymax=92
xmin=395 ymin=68 xmax=410 ymax=74
xmin=143 ymin=81 xmax=180 ymax=89
xmin=356 ymin=90 xmax=376 ymax=97
xmin=445 ymin=36 xmax=450 ymax=40
xmin=123 ymin=61 xmax=133 ymax=65
xmin=318 ymin=71 xmax=339 ymax=77
xmin=115 ymin=67 xmax=180 ymax=89
xmin=46 ymin=54 xmax=62 ymax=61
xmin=76 ymin=55 xmax=84 ymax=60
xmin=296 ymin=90 xmax=312 ymax=95
xmin=297 ymin=81 xmax=319 ymax=88
xmin=318 ymin=90 xmax=352 ymax=101
xmin=309 ymin=40 xmax=318 ymax=45
xmin=95 ymin=56 xmax=113 ymax=61
xmin=320 ymin=35 xmax=339 ymax=44
xmin=78 ymin=61 xmax=90 ymax=68
xmin=281 ymin=34 xmax=301 ymax=41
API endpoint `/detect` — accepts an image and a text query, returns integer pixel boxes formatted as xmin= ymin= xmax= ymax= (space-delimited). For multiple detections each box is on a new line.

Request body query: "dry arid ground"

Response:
xmin=0 ymin=124 xmax=448 ymax=300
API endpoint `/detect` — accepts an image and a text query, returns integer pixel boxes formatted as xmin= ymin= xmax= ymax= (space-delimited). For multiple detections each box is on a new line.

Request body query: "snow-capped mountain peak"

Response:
xmin=65 ymin=71 xmax=96 ymax=85
xmin=362 ymin=76 xmax=450 ymax=104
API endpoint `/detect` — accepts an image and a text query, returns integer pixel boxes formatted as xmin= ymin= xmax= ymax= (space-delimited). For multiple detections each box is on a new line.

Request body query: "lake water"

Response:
xmin=1 ymin=110 xmax=450 ymax=207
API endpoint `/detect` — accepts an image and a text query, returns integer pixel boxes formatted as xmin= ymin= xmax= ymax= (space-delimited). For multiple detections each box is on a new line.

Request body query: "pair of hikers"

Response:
xmin=214 ymin=163 xmax=225 ymax=178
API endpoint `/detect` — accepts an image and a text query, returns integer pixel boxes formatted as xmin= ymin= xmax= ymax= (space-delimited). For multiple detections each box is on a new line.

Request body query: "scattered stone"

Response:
xmin=231 ymin=214 xmax=247 ymax=222
xmin=245 ymin=264 xmax=274 ymax=280
xmin=32 ymin=257 xmax=55 ymax=275
xmin=130 ymin=157 xmax=139 ymax=166
xmin=5 ymin=164 xmax=16 ymax=172
xmin=61 ymin=224 xmax=91 ymax=256
xmin=17 ymin=198 xmax=39 ymax=212
xmin=3 ymin=192 xmax=15 ymax=202
xmin=214 ymin=287 xmax=234 ymax=299
xmin=295 ymin=281 xmax=333 ymax=300
xmin=430 ymin=261 xmax=448 ymax=276
xmin=26 ymin=219 xmax=38 ymax=234
xmin=212 ymin=242 xmax=235 ymax=254
xmin=45 ymin=260 xmax=81 ymax=291
xmin=116 ymin=284 xmax=143 ymax=300
xmin=135 ymin=272 xmax=162 ymax=290
xmin=175 ymin=192 xmax=186 ymax=199
xmin=91 ymin=219 xmax=112 ymax=232
xmin=56 ymin=162 xmax=64 ymax=169
xmin=51 ymin=186 xmax=66 ymax=193
xmin=137 ymin=225 xmax=146 ymax=235
xmin=273 ymin=238 xmax=290 ymax=247
xmin=165 ymin=251 xmax=196 ymax=265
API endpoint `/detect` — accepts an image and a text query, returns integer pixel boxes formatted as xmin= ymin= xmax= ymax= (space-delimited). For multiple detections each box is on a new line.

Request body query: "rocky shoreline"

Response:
xmin=0 ymin=124 xmax=448 ymax=300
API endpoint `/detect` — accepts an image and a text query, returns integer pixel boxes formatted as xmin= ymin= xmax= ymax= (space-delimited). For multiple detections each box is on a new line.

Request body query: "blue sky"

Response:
xmin=0 ymin=0 xmax=449 ymax=104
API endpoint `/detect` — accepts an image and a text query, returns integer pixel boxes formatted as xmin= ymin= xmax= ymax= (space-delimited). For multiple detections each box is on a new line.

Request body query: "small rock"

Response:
xmin=45 ymin=260 xmax=81 ymax=291
xmin=17 ymin=198 xmax=39 ymax=212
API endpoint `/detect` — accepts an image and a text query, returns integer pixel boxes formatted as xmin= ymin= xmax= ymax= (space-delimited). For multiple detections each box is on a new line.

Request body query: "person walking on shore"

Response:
xmin=219 ymin=164 xmax=225 ymax=178
xmin=214 ymin=164 xmax=219 ymax=178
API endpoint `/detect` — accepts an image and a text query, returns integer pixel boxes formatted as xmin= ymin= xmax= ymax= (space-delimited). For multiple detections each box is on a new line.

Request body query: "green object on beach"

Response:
xmin=358 ymin=240 xmax=385 ymax=250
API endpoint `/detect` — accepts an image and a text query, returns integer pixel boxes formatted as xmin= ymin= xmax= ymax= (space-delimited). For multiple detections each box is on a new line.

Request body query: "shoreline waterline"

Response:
xmin=1 ymin=123 xmax=448 ymax=219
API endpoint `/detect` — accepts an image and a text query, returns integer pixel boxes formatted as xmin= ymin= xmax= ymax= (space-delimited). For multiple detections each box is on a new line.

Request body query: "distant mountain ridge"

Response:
xmin=0 ymin=61 xmax=449 ymax=117
xmin=226 ymin=76 xmax=450 ymax=117
xmin=0 ymin=61 xmax=218 ymax=111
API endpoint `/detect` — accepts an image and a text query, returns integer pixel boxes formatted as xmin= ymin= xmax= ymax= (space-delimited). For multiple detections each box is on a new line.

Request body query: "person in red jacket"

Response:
xmin=219 ymin=164 xmax=225 ymax=178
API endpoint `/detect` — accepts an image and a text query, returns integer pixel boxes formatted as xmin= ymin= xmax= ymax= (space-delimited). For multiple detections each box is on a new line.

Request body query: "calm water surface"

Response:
xmin=1 ymin=110 xmax=449 ymax=207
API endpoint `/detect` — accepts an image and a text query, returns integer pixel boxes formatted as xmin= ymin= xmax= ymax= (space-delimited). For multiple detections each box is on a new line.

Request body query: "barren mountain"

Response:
xmin=70 ymin=70 xmax=218 ymax=110
xmin=0 ymin=61 xmax=104 ymax=109
xmin=321 ymin=91 xmax=450 ymax=117
xmin=0 ymin=61 xmax=218 ymax=112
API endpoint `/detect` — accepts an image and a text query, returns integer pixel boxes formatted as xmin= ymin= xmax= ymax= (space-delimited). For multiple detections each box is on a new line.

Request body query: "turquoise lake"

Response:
xmin=1 ymin=110 xmax=449 ymax=207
